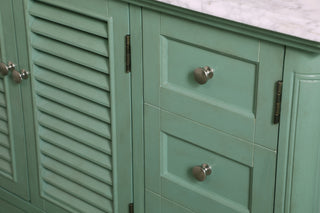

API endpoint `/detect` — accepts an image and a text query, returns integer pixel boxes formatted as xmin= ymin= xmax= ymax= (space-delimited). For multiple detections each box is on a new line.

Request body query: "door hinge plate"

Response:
xmin=274 ymin=80 xmax=283 ymax=124
xmin=129 ymin=203 xmax=134 ymax=213
xmin=126 ymin=34 xmax=131 ymax=73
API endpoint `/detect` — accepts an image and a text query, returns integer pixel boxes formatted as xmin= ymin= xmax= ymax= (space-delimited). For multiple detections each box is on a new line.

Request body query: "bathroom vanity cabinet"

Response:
xmin=0 ymin=0 xmax=319 ymax=213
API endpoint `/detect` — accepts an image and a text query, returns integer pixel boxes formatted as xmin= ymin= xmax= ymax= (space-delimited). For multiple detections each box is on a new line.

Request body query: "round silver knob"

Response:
xmin=192 ymin=163 xmax=212 ymax=181
xmin=0 ymin=62 xmax=15 ymax=76
xmin=12 ymin=69 xmax=29 ymax=84
xmin=194 ymin=66 xmax=214 ymax=85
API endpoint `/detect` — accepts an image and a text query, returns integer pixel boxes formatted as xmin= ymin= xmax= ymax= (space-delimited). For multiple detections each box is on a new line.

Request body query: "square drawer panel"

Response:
xmin=143 ymin=11 xmax=284 ymax=149
xmin=145 ymin=104 xmax=277 ymax=213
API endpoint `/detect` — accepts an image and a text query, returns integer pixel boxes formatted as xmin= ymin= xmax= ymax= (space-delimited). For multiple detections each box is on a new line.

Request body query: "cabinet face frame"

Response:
xmin=129 ymin=4 xmax=145 ymax=213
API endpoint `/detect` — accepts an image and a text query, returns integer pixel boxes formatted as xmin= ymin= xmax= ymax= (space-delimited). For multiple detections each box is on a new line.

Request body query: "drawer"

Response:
xmin=143 ymin=11 xmax=284 ymax=149
xmin=145 ymin=105 xmax=277 ymax=213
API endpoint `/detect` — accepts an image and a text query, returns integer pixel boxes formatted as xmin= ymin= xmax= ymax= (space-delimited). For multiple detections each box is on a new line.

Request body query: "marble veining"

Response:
xmin=156 ymin=0 xmax=320 ymax=43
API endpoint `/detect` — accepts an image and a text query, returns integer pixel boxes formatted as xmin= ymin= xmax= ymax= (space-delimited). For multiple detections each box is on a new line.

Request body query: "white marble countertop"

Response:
xmin=156 ymin=0 xmax=320 ymax=43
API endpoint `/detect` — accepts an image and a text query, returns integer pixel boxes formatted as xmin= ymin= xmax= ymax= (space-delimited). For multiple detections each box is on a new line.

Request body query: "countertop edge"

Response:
xmin=122 ymin=0 xmax=320 ymax=53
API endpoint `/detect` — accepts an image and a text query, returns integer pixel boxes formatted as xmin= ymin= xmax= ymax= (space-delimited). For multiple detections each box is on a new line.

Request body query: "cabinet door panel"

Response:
xmin=23 ymin=0 xmax=132 ymax=212
xmin=0 ymin=0 xmax=29 ymax=200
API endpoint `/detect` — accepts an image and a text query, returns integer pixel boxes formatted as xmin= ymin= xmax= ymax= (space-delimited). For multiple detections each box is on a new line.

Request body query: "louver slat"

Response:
xmin=29 ymin=3 xmax=108 ymax=38
xmin=31 ymin=18 xmax=109 ymax=57
xmin=33 ymin=51 xmax=110 ymax=90
xmin=37 ymin=97 xmax=111 ymax=138
xmin=34 ymin=66 xmax=110 ymax=107
xmin=31 ymin=35 xmax=109 ymax=73
xmin=0 ymin=132 xmax=9 ymax=148
xmin=0 ymin=158 xmax=12 ymax=177
xmin=44 ymin=184 xmax=107 ymax=213
xmin=36 ymin=82 xmax=111 ymax=123
xmin=41 ymin=153 xmax=113 ymax=188
xmin=0 ymin=79 xmax=12 ymax=180
xmin=0 ymin=92 xmax=6 ymax=107
xmin=38 ymin=112 xmax=111 ymax=154
xmin=39 ymin=126 xmax=112 ymax=168
xmin=40 ymin=141 xmax=112 ymax=185
xmin=0 ymin=106 xmax=8 ymax=121
xmin=0 ymin=146 xmax=10 ymax=161
xmin=42 ymin=170 xmax=112 ymax=211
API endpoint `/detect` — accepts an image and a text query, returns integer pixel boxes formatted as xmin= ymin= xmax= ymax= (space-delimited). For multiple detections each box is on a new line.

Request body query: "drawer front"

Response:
xmin=143 ymin=11 xmax=284 ymax=149
xmin=145 ymin=104 xmax=277 ymax=213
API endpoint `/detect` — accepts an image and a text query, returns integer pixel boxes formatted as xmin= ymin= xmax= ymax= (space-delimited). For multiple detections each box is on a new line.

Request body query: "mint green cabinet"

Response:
xmin=0 ymin=0 xmax=133 ymax=212
xmin=1 ymin=1 xmax=320 ymax=213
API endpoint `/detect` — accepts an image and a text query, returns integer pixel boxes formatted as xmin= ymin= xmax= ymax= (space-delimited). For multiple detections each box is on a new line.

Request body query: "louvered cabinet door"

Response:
xmin=0 ymin=0 xmax=30 ymax=200
xmin=24 ymin=0 xmax=132 ymax=212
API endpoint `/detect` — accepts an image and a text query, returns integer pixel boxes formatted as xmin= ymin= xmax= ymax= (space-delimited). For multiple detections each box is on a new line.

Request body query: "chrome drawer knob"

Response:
xmin=12 ymin=69 xmax=29 ymax=84
xmin=0 ymin=61 xmax=15 ymax=76
xmin=194 ymin=66 xmax=214 ymax=84
xmin=192 ymin=163 xmax=212 ymax=181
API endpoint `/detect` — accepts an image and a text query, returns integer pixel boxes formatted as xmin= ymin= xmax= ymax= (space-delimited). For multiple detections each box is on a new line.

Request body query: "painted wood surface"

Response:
xmin=23 ymin=0 xmax=132 ymax=212
xmin=143 ymin=9 xmax=283 ymax=213
xmin=129 ymin=5 xmax=145 ymax=213
xmin=0 ymin=199 xmax=26 ymax=213
xmin=0 ymin=0 xmax=319 ymax=212
xmin=0 ymin=0 xmax=30 ymax=201
xmin=275 ymin=48 xmax=320 ymax=213
xmin=144 ymin=104 xmax=277 ymax=213
xmin=143 ymin=10 xmax=283 ymax=150
xmin=1 ymin=0 xmax=133 ymax=212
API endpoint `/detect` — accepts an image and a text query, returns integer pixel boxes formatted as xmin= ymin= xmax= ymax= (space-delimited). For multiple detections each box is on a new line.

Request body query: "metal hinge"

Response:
xmin=129 ymin=203 xmax=134 ymax=213
xmin=274 ymin=80 xmax=283 ymax=124
xmin=125 ymin=34 xmax=131 ymax=73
